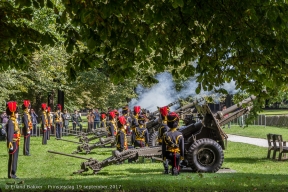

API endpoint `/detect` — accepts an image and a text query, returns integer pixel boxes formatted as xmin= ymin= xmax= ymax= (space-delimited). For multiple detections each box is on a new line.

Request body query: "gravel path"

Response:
xmin=227 ymin=134 xmax=268 ymax=147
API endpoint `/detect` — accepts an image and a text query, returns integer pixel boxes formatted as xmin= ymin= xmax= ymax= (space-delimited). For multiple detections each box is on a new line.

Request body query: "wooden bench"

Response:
xmin=267 ymin=133 xmax=276 ymax=159
xmin=267 ymin=133 xmax=288 ymax=160
xmin=272 ymin=134 xmax=288 ymax=161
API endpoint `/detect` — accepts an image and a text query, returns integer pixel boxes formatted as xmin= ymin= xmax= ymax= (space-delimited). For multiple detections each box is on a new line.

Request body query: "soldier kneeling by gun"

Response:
xmin=162 ymin=112 xmax=184 ymax=176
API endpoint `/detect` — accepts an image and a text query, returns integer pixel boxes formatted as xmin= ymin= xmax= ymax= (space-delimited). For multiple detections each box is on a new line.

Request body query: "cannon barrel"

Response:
xmin=178 ymin=121 xmax=204 ymax=138
xmin=48 ymin=150 xmax=92 ymax=160
xmin=149 ymin=100 xmax=180 ymax=116
xmin=215 ymin=95 xmax=256 ymax=119
xmin=146 ymin=118 xmax=160 ymax=129
xmin=174 ymin=97 xmax=204 ymax=113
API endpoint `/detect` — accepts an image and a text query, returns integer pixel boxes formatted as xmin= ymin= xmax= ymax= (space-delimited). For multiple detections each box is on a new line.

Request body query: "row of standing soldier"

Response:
xmin=5 ymin=100 xmax=74 ymax=179
xmin=5 ymin=100 xmax=184 ymax=179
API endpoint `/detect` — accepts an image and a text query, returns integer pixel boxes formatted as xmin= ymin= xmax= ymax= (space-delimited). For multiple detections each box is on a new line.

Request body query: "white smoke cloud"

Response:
xmin=129 ymin=73 xmax=178 ymax=112
xmin=129 ymin=72 xmax=239 ymax=111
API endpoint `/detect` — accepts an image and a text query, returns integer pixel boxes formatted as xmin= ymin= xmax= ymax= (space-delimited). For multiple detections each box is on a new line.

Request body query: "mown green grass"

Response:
xmin=259 ymin=109 xmax=288 ymax=115
xmin=224 ymin=125 xmax=288 ymax=139
xmin=0 ymin=130 xmax=288 ymax=192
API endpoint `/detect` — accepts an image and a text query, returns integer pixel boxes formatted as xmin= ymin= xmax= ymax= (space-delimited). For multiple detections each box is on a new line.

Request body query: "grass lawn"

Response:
xmin=224 ymin=125 xmax=288 ymax=139
xmin=259 ymin=109 xmax=288 ymax=115
xmin=0 ymin=128 xmax=288 ymax=192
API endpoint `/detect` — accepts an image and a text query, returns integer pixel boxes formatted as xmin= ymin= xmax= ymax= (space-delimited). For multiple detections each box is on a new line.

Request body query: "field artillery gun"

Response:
xmin=58 ymin=127 xmax=108 ymax=145
xmin=72 ymin=135 xmax=132 ymax=154
xmin=48 ymin=146 xmax=162 ymax=174
xmin=148 ymin=98 xmax=204 ymax=146
xmin=48 ymin=96 xmax=255 ymax=174
xmin=77 ymin=131 xmax=108 ymax=143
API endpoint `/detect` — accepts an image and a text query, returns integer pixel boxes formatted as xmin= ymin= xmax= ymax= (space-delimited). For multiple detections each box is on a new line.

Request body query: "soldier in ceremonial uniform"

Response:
xmin=100 ymin=112 xmax=107 ymax=128
xmin=22 ymin=100 xmax=32 ymax=156
xmin=158 ymin=106 xmax=170 ymax=144
xmin=6 ymin=101 xmax=20 ymax=179
xmin=107 ymin=111 xmax=117 ymax=137
xmin=122 ymin=106 xmax=132 ymax=136
xmin=54 ymin=104 xmax=63 ymax=139
xmin=131 ymin=114 xmax=149 ymax=148
xmin=113 ymin=109 xmax=119 ymax=117
xmin=162 ymin=112 xmax=184 ymax=176
xmin=47 ymin=107 xmax=52 ymax=140
xmin=41 ymin=103 xmax=49 ymax=145
xmin=158 ymin=106 xmax=170 ymax=172
xmin=131 ymin=106 xmax=141 ymax=132
xmin=116 ymin=116 xmax=128 ymax=152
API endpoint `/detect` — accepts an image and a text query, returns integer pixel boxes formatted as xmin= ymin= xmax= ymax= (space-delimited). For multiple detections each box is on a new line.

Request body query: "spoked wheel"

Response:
xmin=148 ymin=131 xmax=159 ymax=147
xmin=187 ymin=138 xmax=224 ymax=173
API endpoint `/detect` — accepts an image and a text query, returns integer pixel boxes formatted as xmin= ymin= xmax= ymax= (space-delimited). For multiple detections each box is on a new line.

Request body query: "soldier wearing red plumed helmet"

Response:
xmin=6 ymin=101 xmax=20 ymax=179
xmin=131 ymin=114 xmax=149 ymax=148
xmin=41 ymin=103 xmax=49 ymax=145
xmin=116 ymin=116 xmax=128 ymax=152
xmin=122 ymin=106 xmax=132 ymax=136
xmin=100 ymin=112 xmax=107 ymax=129
xmin=22 ymin=100 xmax=32 ymax=156
xmin=156 ymin=106 xmax=171 ymax=174
xmin=158 ymin=106 xmax=170 ymax=144
xmin=46 ymin=107 xmax=52 ymax=140
xmin=106 ymin=111 xmax=117 ymax=137
xmin=130 ymin=106 xmax=141 ymax=132
xmin=162 ymin=112 xmax=184 ymax=176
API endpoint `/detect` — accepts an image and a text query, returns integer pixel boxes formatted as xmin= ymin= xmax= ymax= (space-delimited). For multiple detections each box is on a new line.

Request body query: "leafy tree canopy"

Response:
xmin=58 ymin=0 xmax=288 ymax=105
xmin=0 ymin=0 xmax=56 ymax=69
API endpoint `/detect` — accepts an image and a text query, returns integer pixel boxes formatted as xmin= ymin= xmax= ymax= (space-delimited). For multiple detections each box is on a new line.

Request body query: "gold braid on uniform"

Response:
xmin=43 ymin=111 xmax=48 ymax=127
xmin=135 ymin=128 xmax=146 ymax=141
xmin=24 ymin=109 xmax=33 ymax=130
xmin=10 ymin=116 xmax=20 ymax=146
xmin=55 ymin=110 xmax=62 ymax=122
xmin=164 ymin=132 xmax=181 ymax=153
xmin=112 ymin=119 xmax=118 ymax=134
xmin=102 ymin=119 xmax=106 ymax=129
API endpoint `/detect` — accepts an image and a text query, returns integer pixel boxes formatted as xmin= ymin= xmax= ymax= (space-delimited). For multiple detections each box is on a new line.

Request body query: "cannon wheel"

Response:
xmin=148 ymin=131 xmax=159 ymax=147
xmin=187 ymin=138 xmax=224 ymax=173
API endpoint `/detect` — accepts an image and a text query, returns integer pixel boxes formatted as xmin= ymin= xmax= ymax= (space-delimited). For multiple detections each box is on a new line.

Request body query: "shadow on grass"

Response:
xmin=1 ymin=173 xmax=288 ymax=192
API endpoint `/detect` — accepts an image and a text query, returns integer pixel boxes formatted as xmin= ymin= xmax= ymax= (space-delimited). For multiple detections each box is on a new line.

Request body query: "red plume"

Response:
xmin=47 ymin=107 xmax=51 ymax=112
xmin=118 ymin=116 xmax=126 ymax=125
xmin=109 ymin=111 xmax=116 ymax=119
xmin=57 ymin=104 xmax=62 ymax=111
xmin=23 ymin=100 xmax=30 ymax=108
xmin=41 ymin=103 xmax=47 ymax=110
xmin=134 ymin=106 xmax=141 ymax=114
xmin=113 ymin=109 xmax=119 ymax=115
xmin=101 ymin=113 xmax=106 ymax=119
xmin=7 ymin=101 xmax=17 ymax=113
xmin=160 ymin=106 xmax=169 ymax=117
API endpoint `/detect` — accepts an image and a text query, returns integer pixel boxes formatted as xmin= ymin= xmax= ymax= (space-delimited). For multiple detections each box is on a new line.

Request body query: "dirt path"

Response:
xmin=227 ymin=134 xmax=268 ymax=147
